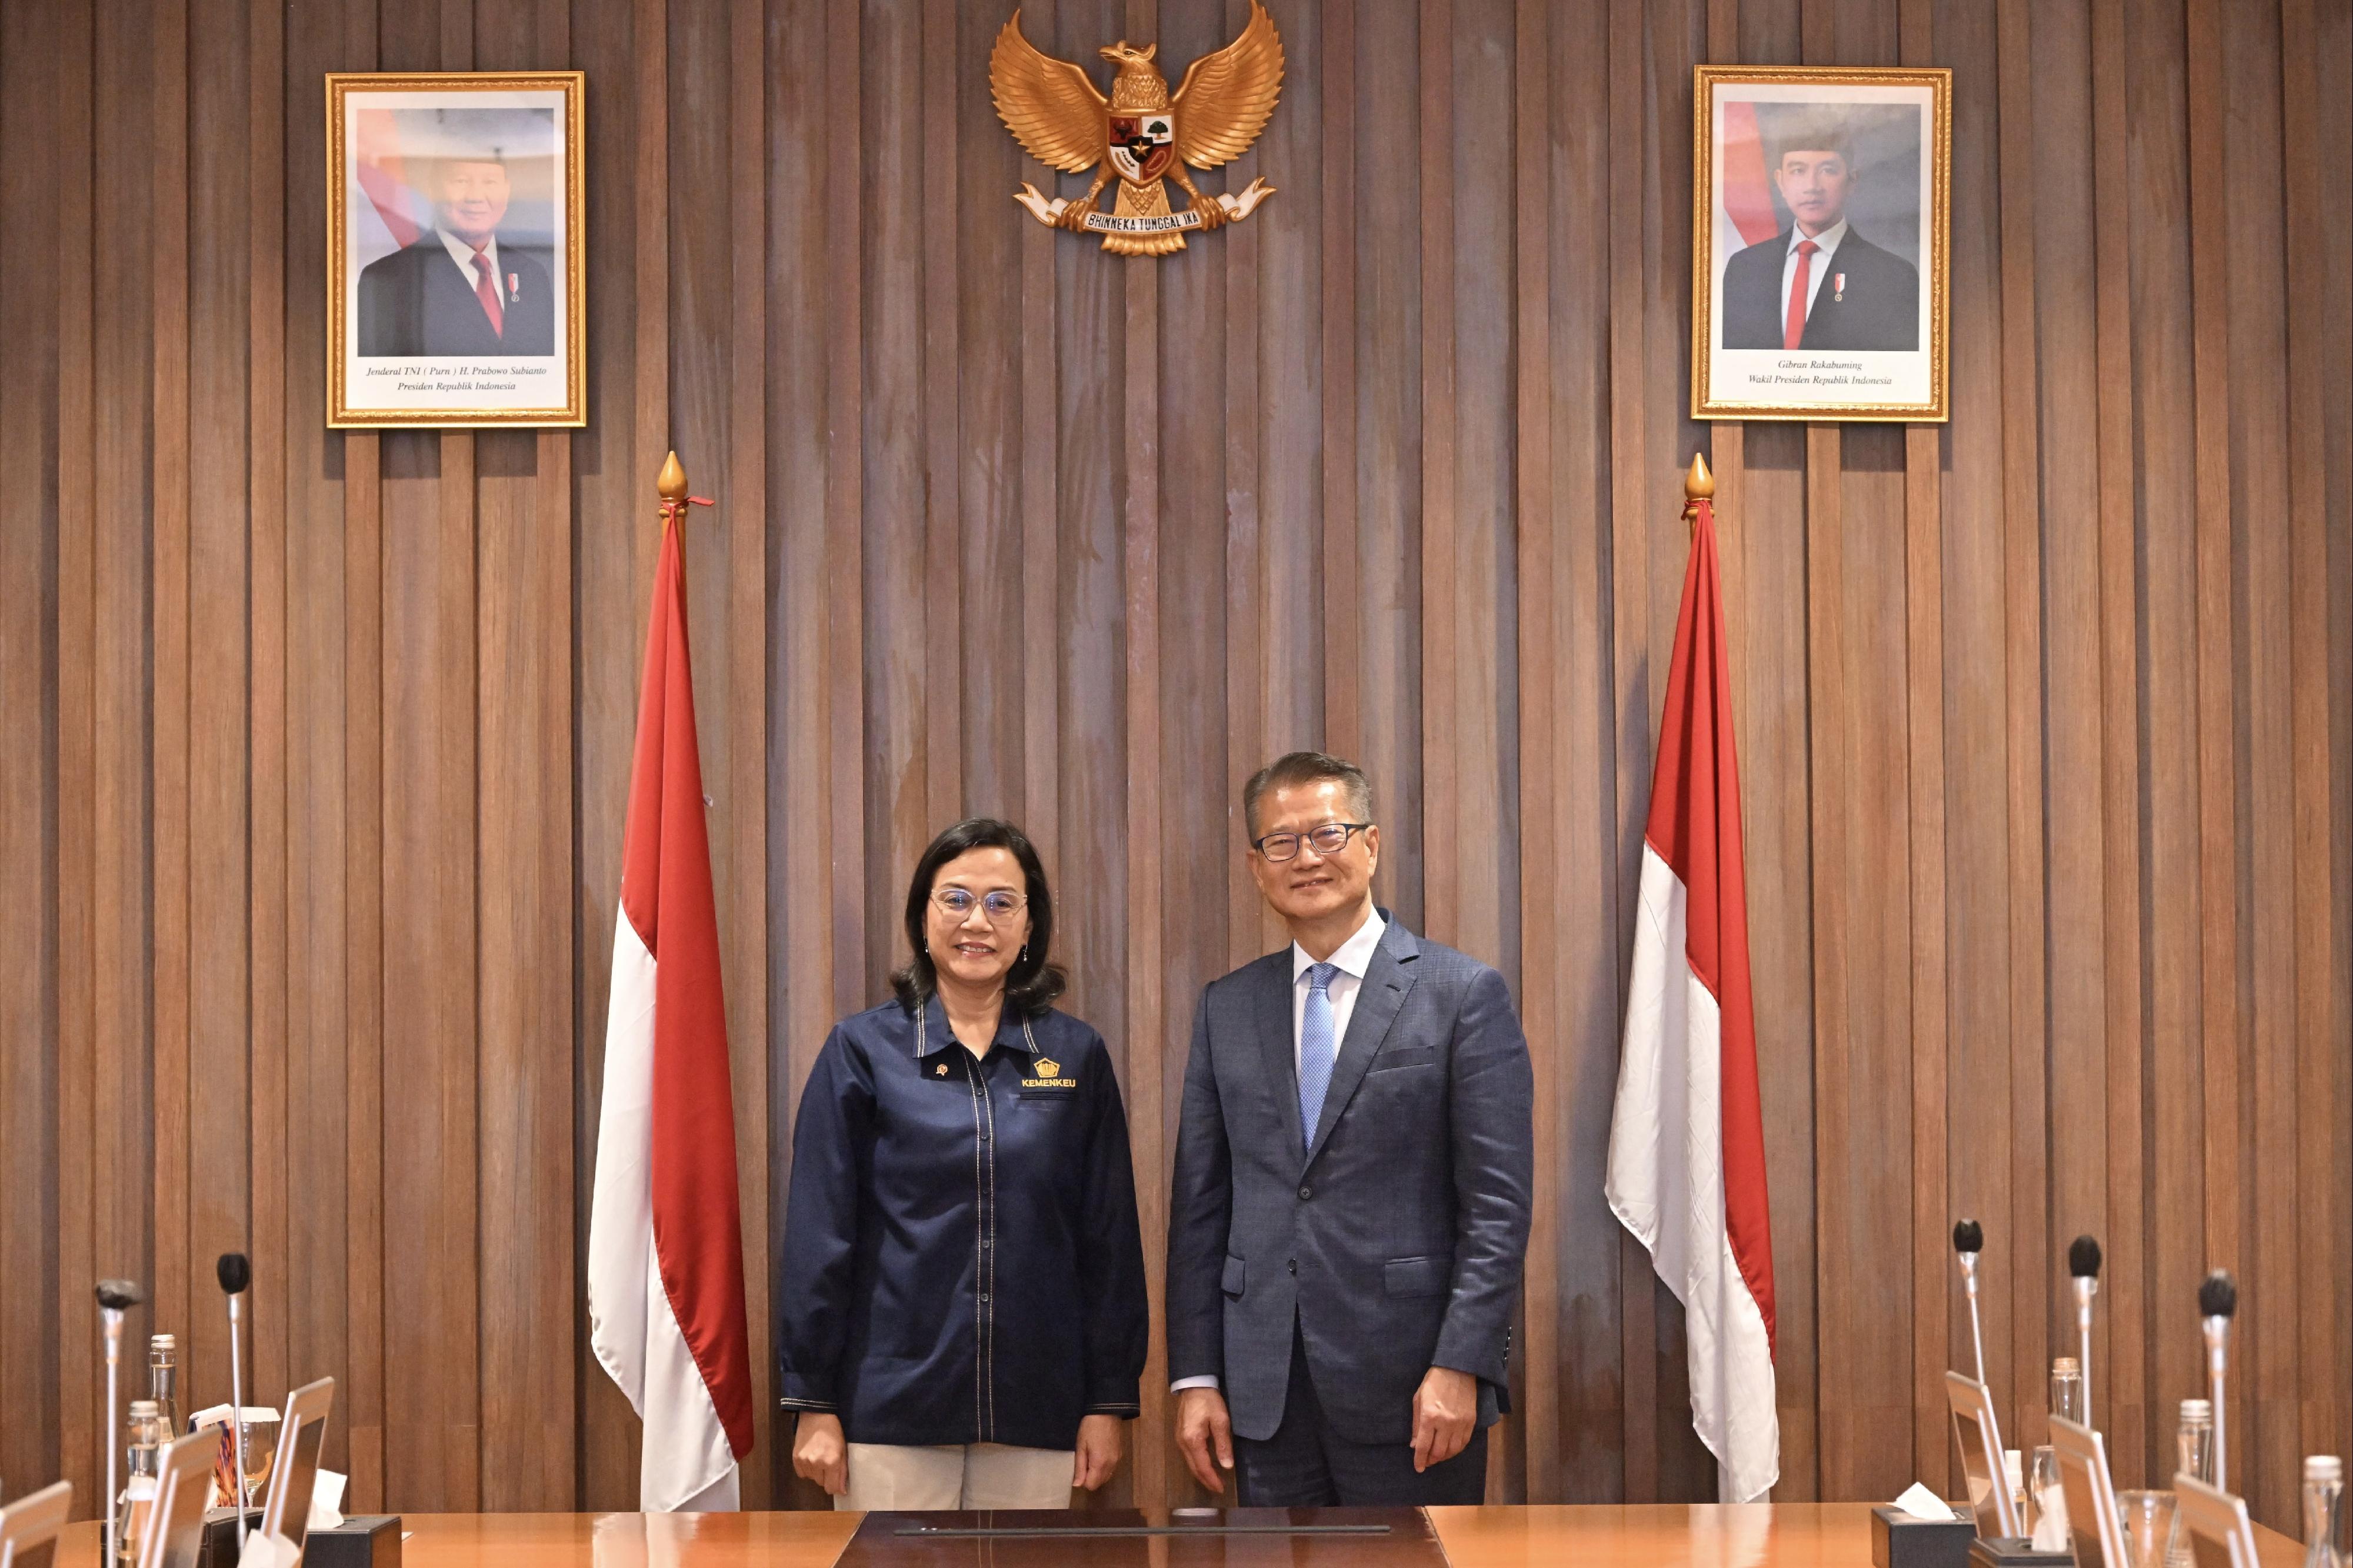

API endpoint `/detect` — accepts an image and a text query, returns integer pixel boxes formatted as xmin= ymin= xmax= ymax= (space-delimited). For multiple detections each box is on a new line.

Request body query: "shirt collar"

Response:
xmin=1788 ymin=219 xmax=1848 ymax=260
xmin=438 ymin=227 xmax=500 ymax=278
xmin=1291 ymin=906 xmax=1387 ymax=985
xmin=910 ymin=995 xmax=1037 ymax=1060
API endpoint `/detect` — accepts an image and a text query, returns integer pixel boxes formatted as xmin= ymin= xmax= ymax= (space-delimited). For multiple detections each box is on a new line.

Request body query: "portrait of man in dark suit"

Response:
xmin=355 ymin=154 xmax=556 ymax=357
xmin=1719 ymin=111 xmax=1919 ymax=353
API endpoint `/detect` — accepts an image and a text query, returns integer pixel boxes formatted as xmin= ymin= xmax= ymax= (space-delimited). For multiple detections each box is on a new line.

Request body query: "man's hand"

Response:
xmin=1072 ymin=1414 xmax=1126 ymax=1491
xmin=792 ymin=1412 xmax=848 ymax=1497
xmin=1175 ymin=1386 xmax=1235 ymax=1494
xmin=1410 ymin=1367 xmax=1477 ymax=1473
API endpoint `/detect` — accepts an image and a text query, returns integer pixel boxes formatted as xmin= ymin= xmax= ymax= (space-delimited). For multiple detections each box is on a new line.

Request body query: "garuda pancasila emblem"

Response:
xmin=991 ymin=1 xmax=1282 ymax=256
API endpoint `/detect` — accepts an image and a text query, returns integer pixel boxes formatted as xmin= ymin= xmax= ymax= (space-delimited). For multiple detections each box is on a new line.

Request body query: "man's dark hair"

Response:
xmin=1242 ymin=751 xmax=1376 ymax=840
xmin=1768 ymin=108 xmax=1855 ymax=168
xmin=890 ymin=818 xmax=1066 ymax=1017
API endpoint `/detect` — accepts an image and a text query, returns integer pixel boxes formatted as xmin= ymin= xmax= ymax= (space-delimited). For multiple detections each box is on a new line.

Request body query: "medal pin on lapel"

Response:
xmin=1834 ymin=271 xmax=1845 ymax=302
xmin=508 ymin=272 xmax=520 ymax=303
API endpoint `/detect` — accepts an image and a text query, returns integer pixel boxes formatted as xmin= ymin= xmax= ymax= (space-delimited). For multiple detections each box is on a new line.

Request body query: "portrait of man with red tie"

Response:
xmin=329 ymin=76 xmax=584 ymax=427
xmin=356 ymin=150 xmax=558 ymax=359
xmin=1717 ymin=110 xmax=1919 ymax=354
xmin=1691 ymin=69 xmax=1948 ymax=422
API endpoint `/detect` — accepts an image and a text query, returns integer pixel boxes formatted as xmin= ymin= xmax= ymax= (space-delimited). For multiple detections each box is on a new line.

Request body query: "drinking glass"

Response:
xmin=2117 ymin=1490 xmax=2181 ymax=1568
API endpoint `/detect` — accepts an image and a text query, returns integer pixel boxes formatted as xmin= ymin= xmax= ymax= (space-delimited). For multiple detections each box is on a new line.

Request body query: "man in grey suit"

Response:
xmin=1166 ymin=752 xmax=1535 ymax=1506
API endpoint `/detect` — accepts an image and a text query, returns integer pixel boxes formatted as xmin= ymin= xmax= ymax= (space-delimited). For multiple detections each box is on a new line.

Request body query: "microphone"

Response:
xmin=217 ymin=1253 xmax=252 ymax=1549
xmin=96 ymin=1279 xmax=145 ymax=1568
xmin=2199 ymin=1269 xmax=2236 ymax=1493
xmin=1952 ymin=1219 xmax=1988 ymax=1385
xmin=2069 ymin=1235 xmax=2102 ymax=1422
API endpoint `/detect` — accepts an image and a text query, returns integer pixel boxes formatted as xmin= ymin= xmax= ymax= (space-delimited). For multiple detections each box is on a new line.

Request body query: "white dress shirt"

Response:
xmin=1172 ymin=906 xmax=1387 ymax=1394
xmin=437 ymin=228 xmax=502 ymax=295
xmin=1778 ymin=218 xmax=1848 ymax=331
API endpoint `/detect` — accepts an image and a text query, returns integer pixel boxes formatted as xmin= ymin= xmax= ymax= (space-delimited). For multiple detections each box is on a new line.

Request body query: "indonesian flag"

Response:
xmin=1605 ymin=494 xmax=1779 ymax=1502
xmin=587 ymin=491 xmax=756 ymax=1510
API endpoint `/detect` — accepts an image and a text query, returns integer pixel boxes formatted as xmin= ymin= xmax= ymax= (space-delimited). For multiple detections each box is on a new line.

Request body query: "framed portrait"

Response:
xmin=1691 ymin=65 xmax=1949 ymax=422
xmin=326 ymin=72 xmax=585 ymax=428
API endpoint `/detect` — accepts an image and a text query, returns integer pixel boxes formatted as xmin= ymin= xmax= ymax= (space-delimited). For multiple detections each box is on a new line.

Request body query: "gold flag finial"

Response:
xmin=658 ymin=450 xmax=689 ymax=503
xmin=1685 ymin=452 xmax=1716 ymax=502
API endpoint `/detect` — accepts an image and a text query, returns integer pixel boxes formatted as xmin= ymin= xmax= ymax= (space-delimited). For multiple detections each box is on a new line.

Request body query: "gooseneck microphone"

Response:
xmin=217 ymin=1253 xmax=252 ymax=1547
xmin=2199 ymin=1269 xmax=2236 ymax=1493
xmin=1952 ymin=1220 xmax=1988 ymax=1384
xmin=2069 ymin=1235 xmax=2102 ymax=1421
xmin=96 ymin=1279 xmax=145 ymax=1568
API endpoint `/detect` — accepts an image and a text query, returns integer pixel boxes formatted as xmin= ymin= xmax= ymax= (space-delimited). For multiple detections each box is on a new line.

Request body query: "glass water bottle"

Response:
xmin=2051 ymin=1357 xmax=2085 ymax=1426
xmin=2306 ymin=1456 xmax=2345 ymax=1568
xmin=147 ymin=1333 xmax=181 ymax=1442
xmin=113 ymin=1399 xmax=163 ymax=1568
xmin=2168 ymin=1400 xmax=2217 ymax=1568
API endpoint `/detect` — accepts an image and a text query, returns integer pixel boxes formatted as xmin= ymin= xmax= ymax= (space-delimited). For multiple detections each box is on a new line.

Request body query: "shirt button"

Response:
xmin=980 ymin=1293 xmax=991 ymax=1303
xmin=1288 ymin=1259 xmax=1298 ymax=1274
xmin=1298 ymin=1185 xmax=1312 ymax=1201
xmin=982 ymin=1239 xmax=993 ymax=1249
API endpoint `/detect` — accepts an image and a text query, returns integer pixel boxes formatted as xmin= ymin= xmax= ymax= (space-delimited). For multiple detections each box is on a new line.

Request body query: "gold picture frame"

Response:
xmin=1691 ymin=65 xmax=1950 ymax=422
xmin=326 ymin=72 xmax=586 ymax=428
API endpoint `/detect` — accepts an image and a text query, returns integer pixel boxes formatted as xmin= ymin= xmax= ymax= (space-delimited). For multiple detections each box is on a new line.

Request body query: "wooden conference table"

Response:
xmin=57 ymin=1500 xmax=2315 ymax=1568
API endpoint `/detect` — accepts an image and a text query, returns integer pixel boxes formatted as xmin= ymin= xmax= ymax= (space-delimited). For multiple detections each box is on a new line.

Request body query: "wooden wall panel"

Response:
xmin=0 ymin=0 xmax=2348 ymax=1533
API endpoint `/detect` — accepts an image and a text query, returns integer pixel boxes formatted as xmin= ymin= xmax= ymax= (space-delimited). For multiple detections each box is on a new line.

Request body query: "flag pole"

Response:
xmin=657 ymin=448 xmax=714 ymax=540
xmin=1684 ymin=451 xmax=1716 ymax=534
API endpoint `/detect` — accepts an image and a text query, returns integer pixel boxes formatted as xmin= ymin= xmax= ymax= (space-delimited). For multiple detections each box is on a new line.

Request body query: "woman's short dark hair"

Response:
xmin=889 ymin=818 xmax=1067 ymax=1017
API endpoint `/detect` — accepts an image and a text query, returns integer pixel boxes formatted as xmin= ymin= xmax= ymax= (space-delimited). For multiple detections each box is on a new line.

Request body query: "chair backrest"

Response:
xmin=139 ymin=1431 xmax=221 ymax=1568
xmin=2049 ymin=1416 xmax=2127 ymax=1568
xmin=256 ymin=1377 xmax=335 ymax=1560
xmin=0 ymin=1479 xmax=72 ymax=1568
xmin=2174 ymin=1473 xmax=2265 ymax=1568
xmin=1945 ymin=1370 xmax=2022 ymax=1539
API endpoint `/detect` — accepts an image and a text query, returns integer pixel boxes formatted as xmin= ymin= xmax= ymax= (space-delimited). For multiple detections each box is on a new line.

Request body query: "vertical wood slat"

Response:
xmin=1419 ymin=0 xmax=1458 ymax=946
xmin=52 ymin=0 xmax=101 ymax=1516
xmin=2182 ymin=0 xmax=2242 ymax=1297
xmin=1896 ymin=0 xmax=1947 ymax=1499
xmin=2277 ymin=0 xmax=2352 ymax=1489
xmin=2086 ymin=0 xmax=2149 ymax=1484
xmin=149 ymin=0 xmax=194 ymax=1389
xmin=1512 ymin=0 xmax=1557 ymax=1509
xmin=1994 ymin=0 xmax=2049 ymax=1461
xmin=726 ymin=0 xmax=769 ymax=1509
xmin=1319 ymin=0 xmax=1358 ymax=763
xmin=245 ymin=0 xmax=289 ymax=1419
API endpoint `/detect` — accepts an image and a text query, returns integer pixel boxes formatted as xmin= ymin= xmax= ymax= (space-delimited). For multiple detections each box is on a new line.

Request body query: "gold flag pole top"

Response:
xmin=1683 ymin=452 xmax=1716 ymax=532
xmin=657 ymin=449 xmax=714 ymax=535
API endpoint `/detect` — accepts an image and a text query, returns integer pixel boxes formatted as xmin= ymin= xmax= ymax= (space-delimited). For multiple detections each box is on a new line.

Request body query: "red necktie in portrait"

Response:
xmin=472 ymin=250 xmax=505 ymax=337
xmin=1782 ymin=238 xmax=1819 ymax=351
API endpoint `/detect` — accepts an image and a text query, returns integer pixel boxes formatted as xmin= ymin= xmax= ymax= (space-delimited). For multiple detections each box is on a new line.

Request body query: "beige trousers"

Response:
xmin=836 ymin=1441 xmax=1075 ymax=1510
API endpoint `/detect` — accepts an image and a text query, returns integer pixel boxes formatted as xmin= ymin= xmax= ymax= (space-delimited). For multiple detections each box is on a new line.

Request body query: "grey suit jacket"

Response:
xmin=1165 ymin=915 xmax=1535 ymax=1444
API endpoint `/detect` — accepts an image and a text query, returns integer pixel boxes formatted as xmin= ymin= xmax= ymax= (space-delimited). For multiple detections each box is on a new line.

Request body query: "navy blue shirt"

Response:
xmin=776 ymin=999 xmax=1148 ymax=1450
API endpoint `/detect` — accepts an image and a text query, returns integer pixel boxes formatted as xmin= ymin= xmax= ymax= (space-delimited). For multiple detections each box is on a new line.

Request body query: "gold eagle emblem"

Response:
xmin=991 ymin=2 xmax=1282 ymax=256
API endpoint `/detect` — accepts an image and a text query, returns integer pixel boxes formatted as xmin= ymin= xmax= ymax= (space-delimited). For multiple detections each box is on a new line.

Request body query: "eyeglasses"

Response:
xmin=1251 ymin=821 xmax=1372 ymax=863
xmin=931 ymin=887 xmax=1028 ymax=922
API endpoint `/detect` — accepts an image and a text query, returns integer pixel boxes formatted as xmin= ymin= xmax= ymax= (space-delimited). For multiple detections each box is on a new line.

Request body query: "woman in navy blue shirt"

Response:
xmin=779 ymin=818 xmax=1149 ymax=1509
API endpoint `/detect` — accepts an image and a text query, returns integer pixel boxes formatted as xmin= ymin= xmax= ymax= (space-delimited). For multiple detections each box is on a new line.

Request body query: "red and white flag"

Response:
xmin=1605 ymin=493 xmax=1779 ymax=1502
xmin=588 ymin=497 xmax=755 ymax=1510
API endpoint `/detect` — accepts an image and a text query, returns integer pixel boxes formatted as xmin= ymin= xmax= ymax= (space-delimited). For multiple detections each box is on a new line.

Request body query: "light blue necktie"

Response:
xmin=1297 ymin=962 xmax=1339 ymax=1152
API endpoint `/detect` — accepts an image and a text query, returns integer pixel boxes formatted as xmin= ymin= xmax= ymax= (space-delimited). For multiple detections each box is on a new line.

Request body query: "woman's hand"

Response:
xmin=1071 ymin=1413 xmax=1125 ymax=1491
xmin=792 ymin=1412 xmax=848 ymax=1497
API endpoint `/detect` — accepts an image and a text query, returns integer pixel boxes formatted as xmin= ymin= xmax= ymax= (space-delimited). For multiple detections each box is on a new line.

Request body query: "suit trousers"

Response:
xmin=1232 ymin=1320 xmax=1489 ymax=1507
xmin=835 ymin=1442 xmax=1074 ymax=1510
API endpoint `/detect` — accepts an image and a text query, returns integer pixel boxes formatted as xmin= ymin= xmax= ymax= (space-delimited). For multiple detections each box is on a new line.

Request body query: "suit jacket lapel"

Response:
xmin=1304 ymin=919 xmax=1421 ymax=1169
xmin=1249 ymin=951 xmax=1306 ymax=1166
